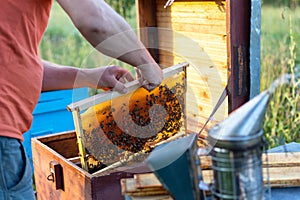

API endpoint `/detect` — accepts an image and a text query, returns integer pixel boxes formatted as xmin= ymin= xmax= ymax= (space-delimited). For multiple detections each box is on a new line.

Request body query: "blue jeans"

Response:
xmin=0 ymin=137 xmax=35 ymax=200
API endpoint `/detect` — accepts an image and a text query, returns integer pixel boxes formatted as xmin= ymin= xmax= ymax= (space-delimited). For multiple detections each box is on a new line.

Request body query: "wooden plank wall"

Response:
xmin=155 ymin=0 xmax=228 ymax=133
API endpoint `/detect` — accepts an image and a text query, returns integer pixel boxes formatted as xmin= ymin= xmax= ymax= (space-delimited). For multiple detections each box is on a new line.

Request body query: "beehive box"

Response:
xmin=32 ymin=131 xmax=148 ymax=200
xmin=136 ymin=0 xmax=261 ymax=132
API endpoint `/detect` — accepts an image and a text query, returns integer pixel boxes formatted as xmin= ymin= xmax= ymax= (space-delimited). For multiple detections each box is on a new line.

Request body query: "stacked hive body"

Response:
xmin=137 ymin=0 xmax=228 ymax=132
xmin=136 ymin=0 xmax=260 ymax=133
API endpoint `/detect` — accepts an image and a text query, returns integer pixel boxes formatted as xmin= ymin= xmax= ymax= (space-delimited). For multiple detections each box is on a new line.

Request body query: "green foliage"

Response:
xmin=261 ymin=6 xmax=300 ymax=148
xmin=39 ymin=28 xmax=93 ymax=67
xmin=39 ymin=1 xmax=136 ymax=67
xmin=106 ymin=0 xmax=135 ymax=20
xmin=262 ymin=0 xmax=299 ymax=9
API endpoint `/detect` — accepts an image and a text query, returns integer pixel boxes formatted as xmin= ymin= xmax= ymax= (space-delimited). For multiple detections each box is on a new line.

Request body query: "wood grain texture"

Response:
xmin=154 ymin=0 xmax=228 ymax=131
xmin=136 ymin=0 xmax=159 ymax=62
xmin=32 ymin=132 xmax=92 ymax=200
xmin=121 ymin=152 xmax=300 ymax=198
xmin=32 ymin=131 xmax=135 ymax=200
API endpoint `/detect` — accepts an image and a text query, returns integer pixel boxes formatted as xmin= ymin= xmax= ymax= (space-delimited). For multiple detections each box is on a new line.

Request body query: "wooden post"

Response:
xmin=226 ymin=0 xmax=251 ymax=113
xmin=136 ymin=0 xmax=159 ymax=63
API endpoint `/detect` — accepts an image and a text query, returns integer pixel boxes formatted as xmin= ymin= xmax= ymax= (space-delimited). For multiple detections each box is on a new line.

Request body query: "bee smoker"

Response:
xmin=207 ymin=91 xmax=270 ymax=200
xmin=146 ymin=133 xmax=206 ymax=200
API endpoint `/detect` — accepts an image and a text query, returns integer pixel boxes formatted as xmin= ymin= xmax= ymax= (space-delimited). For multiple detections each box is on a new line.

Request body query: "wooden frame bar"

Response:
xmin=67 ymin=62 xmax=189 ymax=112
xmin=136 ymin=0 xmax=159 ymax=63
xmin=67 ymin=62 xmax=189 ymax=171
xmin=72 ymin=107 xmax=88 ymax=170
xmin=226 ymin=0 xmax=251 ymax=112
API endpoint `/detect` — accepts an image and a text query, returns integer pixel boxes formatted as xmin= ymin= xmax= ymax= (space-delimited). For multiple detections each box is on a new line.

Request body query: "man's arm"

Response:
xmin=42 ymin=60 xmax=134 ymax=93
xmin=56 ymin=0 xmax=162 ymax=89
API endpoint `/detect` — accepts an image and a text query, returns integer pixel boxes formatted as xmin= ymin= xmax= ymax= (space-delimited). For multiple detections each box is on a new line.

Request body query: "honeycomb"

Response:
xmin=80 ymin=71 xmax=186 ymax=167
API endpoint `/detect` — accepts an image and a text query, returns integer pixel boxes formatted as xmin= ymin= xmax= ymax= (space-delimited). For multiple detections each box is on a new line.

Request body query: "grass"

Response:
xmin=39 ymin=3 xmax=299 ymax=149
xmin=261 ymin=6 xmax=300 ymax=148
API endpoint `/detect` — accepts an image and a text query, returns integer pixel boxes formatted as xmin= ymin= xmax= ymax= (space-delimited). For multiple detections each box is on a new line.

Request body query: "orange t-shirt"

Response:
xmin=0 ymin=0 xmax=53 ymax=140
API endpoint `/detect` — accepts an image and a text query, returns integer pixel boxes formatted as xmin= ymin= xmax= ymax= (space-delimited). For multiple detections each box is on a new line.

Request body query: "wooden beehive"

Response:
xmin=32 ymin=131 xmax=148 ymax=200
xmin=136 ymin=0 xmax=261 ymax=133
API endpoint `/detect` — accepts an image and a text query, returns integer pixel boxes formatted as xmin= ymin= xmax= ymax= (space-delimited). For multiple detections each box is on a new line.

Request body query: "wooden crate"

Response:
xmin=32 ymin=131 xmax=150 ymax=200
xmin=136 ymin=0 xmax=261 ymax=132
xmin=121 ymin=152 xmax=300 ymax=199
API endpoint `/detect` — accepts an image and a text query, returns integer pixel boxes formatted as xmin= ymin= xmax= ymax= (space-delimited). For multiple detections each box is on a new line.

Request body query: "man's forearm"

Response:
xmin=56 ymin=0 xmax=162 ymax=90
xmin=42 ymin=60 xmax=135 ymax=93
xmin=42 ymin=60 xmax=81 ymax=91
xmin=57 ymin=0 xmax=156 ymax=68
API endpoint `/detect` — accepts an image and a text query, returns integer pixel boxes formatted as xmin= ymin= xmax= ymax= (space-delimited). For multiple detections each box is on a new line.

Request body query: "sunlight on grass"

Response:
xmin=261 ymin=5 xmax=300 ymax=148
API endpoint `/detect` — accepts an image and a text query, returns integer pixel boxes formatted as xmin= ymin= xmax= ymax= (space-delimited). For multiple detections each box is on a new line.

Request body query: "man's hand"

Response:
xmin=136 ymin=63 xmax=163 ymax=91
xmin=80 ymin=66 xmax=135 ymax=93
xmin=42 ymin=60 xmax=134 ymax=93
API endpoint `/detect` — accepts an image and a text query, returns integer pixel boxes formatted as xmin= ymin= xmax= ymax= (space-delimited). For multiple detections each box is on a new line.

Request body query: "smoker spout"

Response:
xmin=208 ymin=91 xmax=270 ymax=149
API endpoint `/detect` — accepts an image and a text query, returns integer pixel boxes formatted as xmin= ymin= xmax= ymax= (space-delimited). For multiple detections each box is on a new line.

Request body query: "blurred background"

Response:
xmin=39 ymin=0 xmax=300 ymax=149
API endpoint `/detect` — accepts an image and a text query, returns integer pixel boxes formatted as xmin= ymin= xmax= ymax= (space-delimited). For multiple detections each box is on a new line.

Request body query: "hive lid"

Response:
xmin=208 ymin=91 xmax=270 ymax=150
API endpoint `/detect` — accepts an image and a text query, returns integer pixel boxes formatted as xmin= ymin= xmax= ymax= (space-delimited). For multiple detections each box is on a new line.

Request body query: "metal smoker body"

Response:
xmin=208 ymin=91 xmax=270 ymax=199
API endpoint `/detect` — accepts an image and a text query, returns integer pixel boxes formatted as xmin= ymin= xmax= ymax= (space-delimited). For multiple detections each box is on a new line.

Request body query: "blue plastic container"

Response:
xmin=23 ymin=88 xmax=89 ymax=170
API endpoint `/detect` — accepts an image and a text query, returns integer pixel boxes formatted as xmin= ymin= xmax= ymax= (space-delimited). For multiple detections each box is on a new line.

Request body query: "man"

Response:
xmin=0 ymin=0 xmax=163 ymax=199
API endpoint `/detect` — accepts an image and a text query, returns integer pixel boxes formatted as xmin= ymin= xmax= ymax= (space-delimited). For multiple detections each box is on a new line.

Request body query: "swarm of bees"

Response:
xmin=81 ymin=73 xmax=186 ymax=168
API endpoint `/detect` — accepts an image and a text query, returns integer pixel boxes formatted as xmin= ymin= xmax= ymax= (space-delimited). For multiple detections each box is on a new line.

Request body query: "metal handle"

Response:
xmin=47 ymin=161 xmax=64 ymax=191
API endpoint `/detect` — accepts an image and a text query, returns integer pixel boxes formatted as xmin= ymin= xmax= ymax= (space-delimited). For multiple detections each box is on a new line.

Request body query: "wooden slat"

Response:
xmin=121 ymin=176 xmax=169 ymax=197
xmin=135 ymin=173 xmax=164 ymax=189
xmin=136 ymin=0 xmax=159 ymax=62
xmin=154 ymin=0 xmax=228 ymax=132
xmin=200 ymin=152 xmax=300 ymax=169
xmin=35 ymin=131 xmax=79 ymax=159
xmin=128 ymin=196 xmax=173 ymax=200
xmin=158 ymin=53 xmax=227 ymax=69
xmin=122 ymin=164 xmax=300 ymax=199
xmin=157 ymin=22 xmax=226 ymax=35
xmin=37 ymin=131 xmax=77 ymax=143
xmin=226 ymin=0 xmax=251 ymax=112
xmin=68 ymin=63 xmax=188 ymax=111
xmin=156 ymin=0 xmax=226 ymax=11
xmin=121 ymin=152 xmax=300 ymax=199
xmin=156 ymin=11 xmax=226 ymax=21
